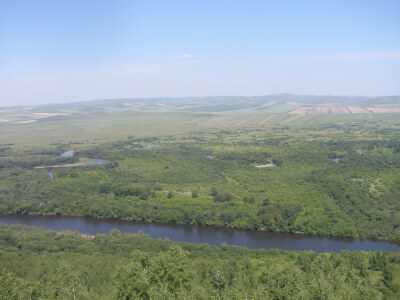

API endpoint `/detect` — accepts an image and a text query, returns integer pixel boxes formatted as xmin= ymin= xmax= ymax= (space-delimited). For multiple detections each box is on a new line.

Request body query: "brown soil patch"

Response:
xmin=288 ymin=107 xmax=310 ymax=115
xmin=330 ymin=106 xmax=349 ymax=114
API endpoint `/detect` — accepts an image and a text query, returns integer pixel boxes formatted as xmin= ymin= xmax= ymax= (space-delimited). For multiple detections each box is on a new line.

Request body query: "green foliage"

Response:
xmin=0 ymin=156 xmax=78 ymax=170
xmin=1 ymin=113 xmax=400 ymax=241
xmin=153 ymin=183 xmax=163 ymax=191
xmin=1 ymin=225 xmax=399 ymax=299
xmin=105 ymin=161 xmax=119 ymax=169
xmin=117 ymin=247 xmax=192 ymax=299
xmin=213 ymin=191 xmax=233 ymax=203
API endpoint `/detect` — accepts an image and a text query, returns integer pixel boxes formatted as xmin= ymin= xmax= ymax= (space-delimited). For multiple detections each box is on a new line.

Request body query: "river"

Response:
xmin=0 ymin=214 xmax=398 ymax=252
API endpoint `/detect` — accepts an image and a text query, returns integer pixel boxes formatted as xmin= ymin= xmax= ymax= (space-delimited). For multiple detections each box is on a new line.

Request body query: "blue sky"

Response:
xmin=0 ymin=0 xmax=399 ymax=106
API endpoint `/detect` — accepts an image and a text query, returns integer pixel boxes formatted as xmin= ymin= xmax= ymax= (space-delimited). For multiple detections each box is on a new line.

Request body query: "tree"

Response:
xmin=153 ymin=183 xmax=162 ymax=191
xmin=0 ymin=271 xmax=20 ymax=300
xmin=53 ymin=262 xmax=89 ymax=300
xmin=116 ymin=247 xmax=192 ymax=299
xmin=105 ymin=161 xmax=119 ymax=169
xmin=213 ymin=191 xmax=233 ymax=202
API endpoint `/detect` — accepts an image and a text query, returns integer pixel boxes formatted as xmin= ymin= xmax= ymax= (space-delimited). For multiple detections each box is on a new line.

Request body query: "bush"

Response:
xmin=213 ymin=191 xmax=233 ymax=202
xmin=105 ymin=161 xmax=119 ymax=169
xmin=154 ymin=183 xmax=163 ymax=191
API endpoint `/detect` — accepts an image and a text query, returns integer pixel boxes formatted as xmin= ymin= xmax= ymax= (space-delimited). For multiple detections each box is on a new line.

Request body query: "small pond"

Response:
xmin=61 ymin=150 xmax=74 ymax=157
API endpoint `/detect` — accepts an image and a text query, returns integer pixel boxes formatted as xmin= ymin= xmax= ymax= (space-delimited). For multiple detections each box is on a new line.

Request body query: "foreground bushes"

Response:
xmin=0 ymin=225 xmax=399 ymax=299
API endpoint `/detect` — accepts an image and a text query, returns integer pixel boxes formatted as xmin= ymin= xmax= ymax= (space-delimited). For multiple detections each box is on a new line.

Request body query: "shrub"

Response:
xmin=213 ymin=191 xmax=233 ymax=202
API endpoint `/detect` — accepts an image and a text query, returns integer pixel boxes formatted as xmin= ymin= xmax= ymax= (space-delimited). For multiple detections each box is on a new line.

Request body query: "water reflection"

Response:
xmin=0 ymin=214 xmax=398 ymax=252
xmin=61 ymin=151 xmax=74 ymax=157
xmin=46 ymin=169 xmax=54 ymax=182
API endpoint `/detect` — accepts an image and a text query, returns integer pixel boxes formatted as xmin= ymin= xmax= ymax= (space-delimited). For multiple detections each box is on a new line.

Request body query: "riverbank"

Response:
xmin=1 ymin=223 xmax=399 ymax=299
xmin=1 ymin=213 xmax=398 ymax=252
xmin=1 ymin=211 xmax=398 ymax=244
xmin=34 ymin=157 xmax=108 ymax=169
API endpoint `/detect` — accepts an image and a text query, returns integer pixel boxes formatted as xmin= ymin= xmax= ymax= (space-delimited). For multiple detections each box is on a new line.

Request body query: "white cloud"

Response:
xmin=181 ymin=54 xmax=197 ymax=59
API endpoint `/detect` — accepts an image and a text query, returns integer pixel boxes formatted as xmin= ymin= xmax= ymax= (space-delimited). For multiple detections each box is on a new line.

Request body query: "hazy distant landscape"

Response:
xmin=1 ymin=94 xmax=400 ymax=146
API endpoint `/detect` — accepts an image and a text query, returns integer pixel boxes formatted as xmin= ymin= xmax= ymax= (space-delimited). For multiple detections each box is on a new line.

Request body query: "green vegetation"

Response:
xmin=1 ymin=225 xmax=399 ymax=299
xmin=0 ymin=96 xmax=400 ymax=242
xmin=1 ymin=130 xmax=400 ymax=241
xmin=1 ymin=95 xmax=400 ymax=297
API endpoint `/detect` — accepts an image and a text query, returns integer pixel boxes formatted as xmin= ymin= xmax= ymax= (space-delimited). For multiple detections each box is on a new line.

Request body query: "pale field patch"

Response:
xmin=200 ymin=116 xmax=234 ymax=126
xmin=288 ymin=107 xmax=310 ymax=115
xmin=366 ymin=107 xmax=400 ymax=113
xmin=287 ymin=105 xmax=400 ymax=115
xmin=32 ymin=113 xmax=70 ymax=116
xmin=259 ymin=115 xmax=276 ymax=124
xmin=281 ymin=114 xmax=303 ymax=124
xmin=235 ymin=116 xmax=259 ymax=126
xmin=12 ymin=120 xmax=37 ymax=124
xmin=255 ymin=163 xmax=275 ymax=168
xmin=310 ymin=106 xmax=331 ymax=114
xmin=346 ymin=107 xmax=370 ymax=114
xmin=330 ymin=106 xmax=349 ymax=114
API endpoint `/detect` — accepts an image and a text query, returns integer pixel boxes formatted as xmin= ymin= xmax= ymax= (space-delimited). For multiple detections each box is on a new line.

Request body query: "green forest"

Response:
xmin=1 ymin=125 xmax=400 ymax=241
xmin=1 ymin=96 xmax=400 ymax=298
xmin=1 ymin=224 xmax=400 ymax=299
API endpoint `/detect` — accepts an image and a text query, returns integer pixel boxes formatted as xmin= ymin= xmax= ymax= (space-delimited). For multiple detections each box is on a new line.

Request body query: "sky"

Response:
xmin=0 ymin=0 xmax=399 ymax=106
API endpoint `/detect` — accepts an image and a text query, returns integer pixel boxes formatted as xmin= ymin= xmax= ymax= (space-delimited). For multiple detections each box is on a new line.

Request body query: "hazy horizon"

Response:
xmin=2 ymin=93 xmax=400 ymax=110
xmin=1 ymin=0 xmax=399 ymax=107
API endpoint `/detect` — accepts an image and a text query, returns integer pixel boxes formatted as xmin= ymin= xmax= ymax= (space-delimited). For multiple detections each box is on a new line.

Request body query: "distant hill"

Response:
xmin=1 ymin=94 xmax=400 ymax=123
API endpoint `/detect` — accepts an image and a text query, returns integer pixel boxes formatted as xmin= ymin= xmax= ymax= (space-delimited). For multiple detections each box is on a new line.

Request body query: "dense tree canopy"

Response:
xmin=1 ymin=133 xmax=399 ymax=241
xmin=0 ymin=225 xmax=399 ymax=299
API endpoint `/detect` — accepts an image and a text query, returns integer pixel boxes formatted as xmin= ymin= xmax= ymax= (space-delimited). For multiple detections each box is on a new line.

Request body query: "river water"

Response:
xmin=0 ymin=214 xmax=398 ymax=252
